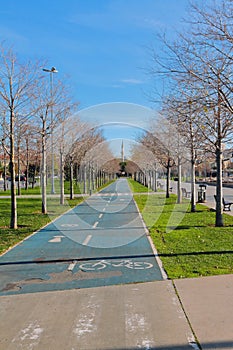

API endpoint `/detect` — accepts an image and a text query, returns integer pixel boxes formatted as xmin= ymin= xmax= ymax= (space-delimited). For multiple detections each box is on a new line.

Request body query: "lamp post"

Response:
xmin=42 ymin=66 xmax=58 ymax=194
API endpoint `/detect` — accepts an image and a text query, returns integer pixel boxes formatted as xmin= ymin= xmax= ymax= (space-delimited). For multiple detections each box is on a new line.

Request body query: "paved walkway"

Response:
xmin=0 ymin=179 xmax=232 ymax=349
xmin=1 ymin=276 xmax=232 ymax=350
xmin=0 ymin=180 xmax=163 ymax=296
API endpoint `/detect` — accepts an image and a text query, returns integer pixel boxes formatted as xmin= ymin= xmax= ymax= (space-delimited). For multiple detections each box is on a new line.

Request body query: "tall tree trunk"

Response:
xmin=84 ymin=164 xmax=87 ymax=193
xmin=10 ymin=109 xmax=17 ymax=228
xmin=88 ymin=161 xmax=91 ymax=194
xmin=17 ymin=142 xmax=21 ymax=196
xmin=60 ymin=150 xmax=64 ymax=205
xmin=75 ymin=163 xmax=79 ymax=186
xmin=70 ymin=156 xmax=74 ymax=200
xmin=177 ymin=156 xmax=182 ymax=204
xmin=25 ymin=137 xmax=29 ymax=190
xmin=3 ymin=148 xmax=7 ymax=191
xmin=41 ymin=120 xmax=47 ymax=214
xmin=215 ymin=147 xmax=224 ymax=227
xmin=92 ymin=164 xmax=95 ymax=191
xmin=190 ymin=158 xmax=196 ymax=212
xmin=166 ymin=162 xmax=171 ymax=198
xmin=215 ymin=80 xmax=224 ymax=227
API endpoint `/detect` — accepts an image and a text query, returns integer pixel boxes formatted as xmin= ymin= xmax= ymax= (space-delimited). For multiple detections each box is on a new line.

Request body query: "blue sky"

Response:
xmin=0 ymin=0 xmax=198 ymax=156
xmin=0 ymin=0 xmax=193 ymax=109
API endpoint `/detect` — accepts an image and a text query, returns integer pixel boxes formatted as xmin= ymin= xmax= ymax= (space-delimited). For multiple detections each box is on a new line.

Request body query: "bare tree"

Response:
xmin=138 ymin=117 xmax=176 ymax=198
xmin=149 ymin=0 xmax=233 ymax=226
xmin=0 ymin=110 xmax=9 ymax=191
xmin=55 ymin=116 xmax=87 ymax=203
xmin=32 ymin=75 xmax=74 ymax=213
xmin=21 ymin=124 xmax=40 ymax=190
xmin=0 ymin=44 xmax=41 ymax=228
xmin=163 ymin=91 xmax=207 ymax=211
xmin=66 ymin=127 xmax=106 ymax=197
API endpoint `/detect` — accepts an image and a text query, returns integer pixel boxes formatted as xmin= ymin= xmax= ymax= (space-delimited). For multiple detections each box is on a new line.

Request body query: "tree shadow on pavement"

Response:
xmin=103 ymin=340 xmax=233 ymax=349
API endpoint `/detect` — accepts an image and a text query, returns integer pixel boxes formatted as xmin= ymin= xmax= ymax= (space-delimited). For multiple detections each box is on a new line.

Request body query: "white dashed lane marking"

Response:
xmin=82 ymin=235 xmax=92 ymax=246
xmin=93 ymin=221 xmax=99 ymax=228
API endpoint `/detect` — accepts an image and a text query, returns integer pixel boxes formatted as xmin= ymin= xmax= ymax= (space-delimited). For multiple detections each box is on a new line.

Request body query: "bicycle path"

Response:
xmin=0 ymin=179 xmax=164 ymax=295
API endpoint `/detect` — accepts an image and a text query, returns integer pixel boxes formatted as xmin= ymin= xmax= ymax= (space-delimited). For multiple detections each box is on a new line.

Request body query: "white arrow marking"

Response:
xmin=49 ymin=235 xmax=65 ymax=243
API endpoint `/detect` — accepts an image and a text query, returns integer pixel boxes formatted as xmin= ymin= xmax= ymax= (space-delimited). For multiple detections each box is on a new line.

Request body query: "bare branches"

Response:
xmin=148 ymin=0 xmax=233 ymax=225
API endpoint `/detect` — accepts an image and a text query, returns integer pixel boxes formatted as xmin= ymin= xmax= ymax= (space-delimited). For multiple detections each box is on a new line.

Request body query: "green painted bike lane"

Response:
xmin=0 ymin=179 xmax=164 ymax=295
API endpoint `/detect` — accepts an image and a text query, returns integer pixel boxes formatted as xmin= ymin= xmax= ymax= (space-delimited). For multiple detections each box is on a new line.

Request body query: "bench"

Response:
xmin=222 ymin=197 xmax=233 ymax=211
xmin=214 ymin=195 xmax=233 ymax=211
xmin=181 ymin=188 xmax=191 ymax=198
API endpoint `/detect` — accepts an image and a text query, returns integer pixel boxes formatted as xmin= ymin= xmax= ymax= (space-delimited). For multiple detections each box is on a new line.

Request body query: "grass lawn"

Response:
xmin=0 ymin=197 xmax=84 ymax=255
xmin=129 ymin=179 xmax=233 ymax=279
xmin=0 ymin=180 xmax=114 ymax=196
xmin=0 ymin=180 xmax=83 ymax=196
xmin=127 ymin=178 xmax=152 ymax=192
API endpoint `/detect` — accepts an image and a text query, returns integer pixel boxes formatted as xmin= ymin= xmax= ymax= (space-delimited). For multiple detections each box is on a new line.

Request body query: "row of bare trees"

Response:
xmin=136 ymin=0 xmax=233 ymax=227
xmin=0 ymin=43 xmax=113 ymax=229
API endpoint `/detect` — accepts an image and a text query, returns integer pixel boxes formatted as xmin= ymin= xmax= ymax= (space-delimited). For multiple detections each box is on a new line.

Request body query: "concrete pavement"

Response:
xmin=166 ymin=180 xmax=233 ymax=349
xmin=174 ymin=274 xmax=233 ymax=350
xmin=0 ymin=281 xmax=196 ymax=350
xmin=1 ymin=275 xmax=232 ymax=349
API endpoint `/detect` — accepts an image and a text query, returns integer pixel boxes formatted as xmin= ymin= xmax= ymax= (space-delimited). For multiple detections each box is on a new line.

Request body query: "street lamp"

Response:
xmin=42 ymin=66 xmax=58 ymax=194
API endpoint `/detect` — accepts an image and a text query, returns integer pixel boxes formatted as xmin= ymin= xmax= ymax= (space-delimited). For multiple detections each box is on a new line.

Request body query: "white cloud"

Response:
xmin=120 ymin=78 xmax=143 ymax=85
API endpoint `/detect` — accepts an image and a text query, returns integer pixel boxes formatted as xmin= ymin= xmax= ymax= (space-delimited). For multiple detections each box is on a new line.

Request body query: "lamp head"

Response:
xmin=42 ymin=67 xmax=58 ymax=73
xmin=51 ymin=67 xmax=58 ymax=73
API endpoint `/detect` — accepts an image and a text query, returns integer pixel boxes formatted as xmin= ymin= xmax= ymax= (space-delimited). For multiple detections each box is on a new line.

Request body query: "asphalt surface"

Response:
xmin=0 ymin=179 xmax=232 ymax=350
xmin=0 ymin=179 xmax=163 ymax=295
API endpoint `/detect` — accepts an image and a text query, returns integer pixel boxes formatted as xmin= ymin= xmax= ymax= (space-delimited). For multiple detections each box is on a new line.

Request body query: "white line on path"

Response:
xmin=68 ymin=260 xmax=77 ymax=271
xmin=82 ymin=235 xmax=92 ymax=246
xmin=103 ymin=208 xmax=106 ymax=212
xmin=99 ymin=213 xmax=103 ymax=218
xmin=93 ymin=221 xmax=99 ymax=228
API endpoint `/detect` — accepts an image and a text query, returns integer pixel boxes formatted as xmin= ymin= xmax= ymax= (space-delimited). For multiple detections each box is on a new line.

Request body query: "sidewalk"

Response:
xmin=168 ymin=181 xmax=233 ymax=349
xmin=174 ymin=274 xmax=233 ymax=350
xmin=1 ymin=276 xmax=232 ymax=349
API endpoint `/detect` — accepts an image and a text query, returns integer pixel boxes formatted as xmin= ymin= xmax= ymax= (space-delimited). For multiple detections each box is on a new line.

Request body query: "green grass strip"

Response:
xmin=127 ymin=178 xmax=153 ymax=192
xmin=0 ymin=197 xmax=84 ymax=255
xmin=130 ymin=180 xmax=233 ymax=279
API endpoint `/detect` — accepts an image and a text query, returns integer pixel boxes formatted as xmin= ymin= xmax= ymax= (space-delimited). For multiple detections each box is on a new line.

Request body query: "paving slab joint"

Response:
xmin=172 ymin=280 xmax=202 ymax=350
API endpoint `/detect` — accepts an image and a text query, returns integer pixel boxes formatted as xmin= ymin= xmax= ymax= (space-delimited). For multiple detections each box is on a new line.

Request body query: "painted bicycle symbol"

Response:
xmin=79 ymin=259 xmax=153 ymax=271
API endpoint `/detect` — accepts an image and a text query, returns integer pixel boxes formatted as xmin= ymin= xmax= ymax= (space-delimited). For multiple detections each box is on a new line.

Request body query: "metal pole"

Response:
xmin=50 ymin=71 xmax=55 ymax=194
xmin=43 ymin=67 xmax=58 ymax=194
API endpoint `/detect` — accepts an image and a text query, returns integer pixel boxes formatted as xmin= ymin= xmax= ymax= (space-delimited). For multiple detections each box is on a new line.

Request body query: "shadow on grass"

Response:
xmin=159 ymin=250 xmax=233 ymax=257
xmin=170 ymin=225 xmax=206 ymax=230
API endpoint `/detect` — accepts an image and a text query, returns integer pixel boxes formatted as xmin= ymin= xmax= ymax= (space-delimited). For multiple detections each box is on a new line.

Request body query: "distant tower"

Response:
xmin=121 ymin=140 xmax=125 ymax=162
